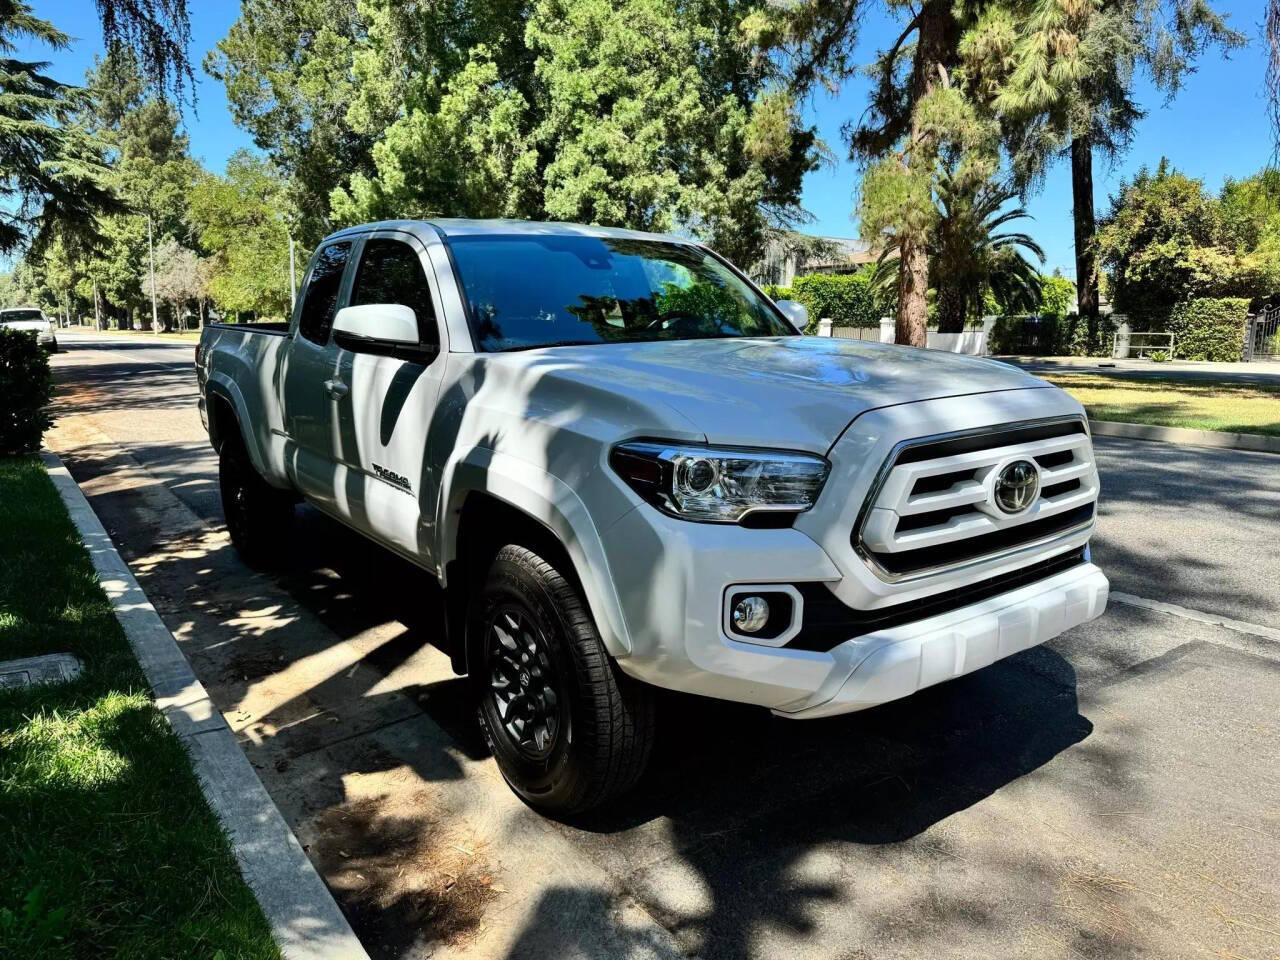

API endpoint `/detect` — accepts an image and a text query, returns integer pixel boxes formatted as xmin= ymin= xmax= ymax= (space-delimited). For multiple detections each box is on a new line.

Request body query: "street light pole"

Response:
xmin=289 ymin=237 xmax=297 ymax=311
xmin=147 ymin=214 xmax=159 ymax=334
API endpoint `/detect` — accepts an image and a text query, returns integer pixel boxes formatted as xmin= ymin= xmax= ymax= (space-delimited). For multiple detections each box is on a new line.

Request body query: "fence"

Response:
xmin=828 ymin=325 xmax=881 ymax=341
xmin=816 ymin=317 xmax=994 ymax=355
xmin=1244 ymin=304 xmax=1280 ymax=362
xmin=1113 ymin=330 xmax=1174 ymax=359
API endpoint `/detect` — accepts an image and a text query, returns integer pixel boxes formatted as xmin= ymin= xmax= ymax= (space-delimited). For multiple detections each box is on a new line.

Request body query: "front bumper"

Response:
xmin=606 ymin=518 xmax=1108 ymax=717
xmin=774 ymin=561 xmax=1107 ymax=717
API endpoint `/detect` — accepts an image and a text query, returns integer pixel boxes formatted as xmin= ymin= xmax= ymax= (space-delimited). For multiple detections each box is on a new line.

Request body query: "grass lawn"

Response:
xmin=1040 ymin=373 xmax=1280 ymax=437
xmin=0 ymin=455 xmax=278 ymax=960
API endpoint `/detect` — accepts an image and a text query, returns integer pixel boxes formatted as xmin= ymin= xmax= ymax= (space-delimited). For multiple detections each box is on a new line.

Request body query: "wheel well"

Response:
xmin=207 ymin=392 xmax=242 ymax=455
xmin=445 ymin=492 xmax=583 ymax=678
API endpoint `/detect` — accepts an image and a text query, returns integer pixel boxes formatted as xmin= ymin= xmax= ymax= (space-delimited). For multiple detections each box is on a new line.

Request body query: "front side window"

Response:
xmin=298 ymin=241 xmax=351 ymax=344
xmin=349 ymin=238 xmax=438 ymax=346
xmin=446 ymin=235 xmax=796 ymax=352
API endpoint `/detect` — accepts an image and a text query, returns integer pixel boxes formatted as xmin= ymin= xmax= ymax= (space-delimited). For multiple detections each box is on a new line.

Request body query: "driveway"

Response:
xmin=46 ymin=331 xmax=1280 ymax=959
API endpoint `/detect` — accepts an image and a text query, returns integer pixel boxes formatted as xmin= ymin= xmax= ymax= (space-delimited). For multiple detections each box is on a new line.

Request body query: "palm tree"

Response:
xmin=874 ymin=168 xmax=1045 ymax=333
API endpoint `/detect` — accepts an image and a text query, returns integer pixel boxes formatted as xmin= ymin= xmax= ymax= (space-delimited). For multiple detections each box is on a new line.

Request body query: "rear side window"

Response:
xmin=350 ymin=238 xmax=438 ymax=346
xmin=298 ymin=241 xmax=352 ymax=344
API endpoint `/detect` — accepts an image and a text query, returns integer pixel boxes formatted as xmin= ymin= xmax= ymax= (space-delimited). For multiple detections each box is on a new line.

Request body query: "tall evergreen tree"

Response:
xmin=215 ymin=0 xmax=818 ymax=267
xmin=963 ymin=0 xmax=1242 ymax=321
xmin=0 ymin=3 xmax=117 ymax=254
xmin=750 ymin=0 xmax=998 ymax=346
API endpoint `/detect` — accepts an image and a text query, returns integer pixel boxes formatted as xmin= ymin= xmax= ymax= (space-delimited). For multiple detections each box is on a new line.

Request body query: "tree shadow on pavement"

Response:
xmin=547 ymin=647 xmax=1095 ymax=959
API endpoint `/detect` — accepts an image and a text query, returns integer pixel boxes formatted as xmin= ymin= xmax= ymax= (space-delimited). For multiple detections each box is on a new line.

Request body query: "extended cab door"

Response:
xmin=282 ymin=239 xmax=355 ymax=510
xmin=324 ymin=232 xmax=448 ymax=561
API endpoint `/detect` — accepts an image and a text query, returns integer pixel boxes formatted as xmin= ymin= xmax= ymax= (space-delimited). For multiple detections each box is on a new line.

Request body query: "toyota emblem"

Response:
xmin=994 ymin=460 xmax=1040 ymax=514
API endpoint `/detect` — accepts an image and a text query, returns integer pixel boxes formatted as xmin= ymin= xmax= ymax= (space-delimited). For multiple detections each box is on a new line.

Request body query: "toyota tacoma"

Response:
xmin=196 ymin=219 xmax=1109 ymax=813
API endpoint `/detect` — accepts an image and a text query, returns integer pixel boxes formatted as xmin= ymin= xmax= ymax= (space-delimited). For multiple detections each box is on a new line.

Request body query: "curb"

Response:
xmin=41 ymin=451 xmax=370 ymax=960
xmin=1087 ymin=419 xmax=1280 ymax=455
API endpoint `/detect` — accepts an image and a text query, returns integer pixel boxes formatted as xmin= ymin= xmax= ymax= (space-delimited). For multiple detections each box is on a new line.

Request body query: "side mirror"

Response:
xmin=774 ymin=299 xmax=809 ymax=332
xmin=333 ymin=303 xmax=419 ymax=345
xmin=332 ymin=303 xmax=436 ymax=361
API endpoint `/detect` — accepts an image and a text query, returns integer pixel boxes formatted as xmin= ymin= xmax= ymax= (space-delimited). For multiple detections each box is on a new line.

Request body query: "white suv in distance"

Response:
xmin=197 ymin=220 xmax=1109 ymax=814
xmin=0 ymin=307 xmax=57 ymax=352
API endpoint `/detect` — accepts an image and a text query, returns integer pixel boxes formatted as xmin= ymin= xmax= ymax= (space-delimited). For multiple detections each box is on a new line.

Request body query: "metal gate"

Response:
xmin=1245 ymin=305 xmax=1280 ymax=361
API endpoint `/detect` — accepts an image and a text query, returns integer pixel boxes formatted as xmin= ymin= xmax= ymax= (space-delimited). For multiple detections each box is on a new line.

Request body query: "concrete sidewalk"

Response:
xmin=42 ymin=450 xmax=369 ymax=960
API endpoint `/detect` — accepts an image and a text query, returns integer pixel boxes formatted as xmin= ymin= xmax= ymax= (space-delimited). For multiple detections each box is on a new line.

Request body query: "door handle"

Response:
xmin=323 ymin=378 xmax=349 ymax=399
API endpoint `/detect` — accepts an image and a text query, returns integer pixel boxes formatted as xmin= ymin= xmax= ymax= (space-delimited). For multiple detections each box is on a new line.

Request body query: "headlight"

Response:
xmin=609 ymin=440 xmax=829 ymax=523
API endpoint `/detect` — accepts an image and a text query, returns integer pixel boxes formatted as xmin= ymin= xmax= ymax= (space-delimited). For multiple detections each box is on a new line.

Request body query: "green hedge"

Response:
xmin=762 ymin=272 xmax=886 ymax=332
xmin=1166 ymin=297 xmax=1249 ymax=361
xmin=0 ymin=327 xmax=53 ymax=454
xmin=987 ymin=312 xmax=1116 ymax=357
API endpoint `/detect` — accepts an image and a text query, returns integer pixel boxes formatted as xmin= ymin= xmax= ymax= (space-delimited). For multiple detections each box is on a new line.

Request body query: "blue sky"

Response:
xmin=16 ymin=0 xmax=1277 ymax=276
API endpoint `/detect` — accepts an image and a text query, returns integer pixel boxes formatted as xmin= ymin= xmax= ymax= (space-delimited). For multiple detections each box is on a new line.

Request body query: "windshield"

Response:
xmin=446 ymin=234 xmax=796 ymax=352
xmin=0 ymin=310 xmax=44 ymax=324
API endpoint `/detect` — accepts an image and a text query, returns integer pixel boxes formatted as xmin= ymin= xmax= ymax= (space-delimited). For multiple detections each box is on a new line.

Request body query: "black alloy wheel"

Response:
xmin=485 ymin=605 xmax=564 ymax=760
xmin=472 ymin=544 xmax=655 ymax=814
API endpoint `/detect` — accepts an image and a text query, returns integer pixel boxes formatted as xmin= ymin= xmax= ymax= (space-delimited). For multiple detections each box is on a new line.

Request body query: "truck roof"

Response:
xmin=322 ymin=218 xmax=694 ymax=247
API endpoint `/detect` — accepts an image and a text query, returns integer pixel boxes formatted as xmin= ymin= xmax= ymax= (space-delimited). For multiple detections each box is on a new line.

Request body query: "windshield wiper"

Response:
xmin=497 ymin=339 xmax=605 ymax=352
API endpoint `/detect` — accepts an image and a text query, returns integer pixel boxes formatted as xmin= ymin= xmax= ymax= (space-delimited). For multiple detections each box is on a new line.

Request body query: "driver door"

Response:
xmin=326 ymin=232 xmax=448 ymax=563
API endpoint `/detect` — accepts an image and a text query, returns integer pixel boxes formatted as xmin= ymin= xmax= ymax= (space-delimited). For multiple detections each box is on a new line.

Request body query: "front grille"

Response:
xmin=854 ymin=418 xmax=1099 ymax=582
xmin=789 ymin=547 xmax=1088 ymax=652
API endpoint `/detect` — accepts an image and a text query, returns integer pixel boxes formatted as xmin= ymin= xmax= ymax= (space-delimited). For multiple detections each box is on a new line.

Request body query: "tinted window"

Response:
xmin=350 ymin=238 xmax=437 ymax=345
xmin=298 ymin=242 xmax=351 ymax=344
xmin=446 ymin=235 xmax=794 ymax=352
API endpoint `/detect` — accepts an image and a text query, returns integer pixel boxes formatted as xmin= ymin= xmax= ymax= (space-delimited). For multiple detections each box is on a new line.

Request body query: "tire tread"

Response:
xmin=492 ymin=544 xmax=654 ymax=812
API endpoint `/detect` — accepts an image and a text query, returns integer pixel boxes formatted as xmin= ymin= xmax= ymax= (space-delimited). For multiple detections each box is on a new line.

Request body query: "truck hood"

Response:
xmin=513 ymin=336 xmax=1050 ymax=452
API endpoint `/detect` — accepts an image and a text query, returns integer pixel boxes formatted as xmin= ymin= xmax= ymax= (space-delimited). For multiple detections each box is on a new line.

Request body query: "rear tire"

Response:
xmin=218 ymin=441 xmax=293 ymax=568
xmin=473 ymin=544 xmax=654 ymax=814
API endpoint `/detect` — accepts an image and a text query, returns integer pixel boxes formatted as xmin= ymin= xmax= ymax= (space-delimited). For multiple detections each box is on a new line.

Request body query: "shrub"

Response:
xmin=789 ymin=271 xmax=884 ymax=331
xmin=0 ymin=327 xmax=54 ymax=454
xmin=1038 ymin=274 xmax=1075 ymax=317
xmin=1165 ymin=297 xmax=1249 ymax=362
xmin=1148 ymin=349 xmax=1170 ymax=362
xmin=987 ymin=311 xmax=1115 ymax=357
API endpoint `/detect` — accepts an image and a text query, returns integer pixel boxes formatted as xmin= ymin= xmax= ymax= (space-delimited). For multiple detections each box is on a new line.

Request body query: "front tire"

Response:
xmin=218 ymin=442 xmax=293 ymax=568
xmin=473 ymin=544 xmax=655 ymax=815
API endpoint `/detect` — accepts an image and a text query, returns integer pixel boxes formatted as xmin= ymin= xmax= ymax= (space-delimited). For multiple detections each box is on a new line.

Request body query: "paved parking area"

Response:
xmin=46 ymin=333 xmax=1280 ymax=958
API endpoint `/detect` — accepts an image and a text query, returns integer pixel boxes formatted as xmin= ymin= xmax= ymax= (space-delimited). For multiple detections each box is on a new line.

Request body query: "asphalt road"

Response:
xmin=45 ymin=331 xmax=1280 ymax=959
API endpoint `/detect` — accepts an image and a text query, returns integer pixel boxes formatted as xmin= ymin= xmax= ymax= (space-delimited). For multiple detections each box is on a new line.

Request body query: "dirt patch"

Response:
xmin=307 ymin=790 xmax=500 ymax=955
xmin=221 ymin=649 xmax=288 ymax=682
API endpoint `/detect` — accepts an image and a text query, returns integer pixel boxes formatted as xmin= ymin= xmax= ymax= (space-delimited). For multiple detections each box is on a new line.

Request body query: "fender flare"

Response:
xmin=438 ymin=446 xmax=633 ymax=659
xmin=205 ymin=372 xmax=274 ymax=482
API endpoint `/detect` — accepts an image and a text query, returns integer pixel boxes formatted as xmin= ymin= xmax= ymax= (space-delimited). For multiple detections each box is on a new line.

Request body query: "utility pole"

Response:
xmin=289 ymin=237 xmax=297 ymax=311
xmin=147 ymin=214 xmax=159 ymax=334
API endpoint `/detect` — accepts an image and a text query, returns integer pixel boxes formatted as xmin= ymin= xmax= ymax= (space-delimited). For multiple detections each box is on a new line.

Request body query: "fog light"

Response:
xmin=732 ymin=595 xmax=769 ymax=633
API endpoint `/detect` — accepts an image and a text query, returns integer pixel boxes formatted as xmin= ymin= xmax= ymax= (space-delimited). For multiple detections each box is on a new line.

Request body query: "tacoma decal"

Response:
xmin=372 ymin=462 xmax=412 ymax=493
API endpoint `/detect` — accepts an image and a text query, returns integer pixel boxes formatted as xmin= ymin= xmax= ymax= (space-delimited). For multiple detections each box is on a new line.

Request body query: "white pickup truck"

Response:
xmin=197 ymin=219 xmax=1108 ymax=813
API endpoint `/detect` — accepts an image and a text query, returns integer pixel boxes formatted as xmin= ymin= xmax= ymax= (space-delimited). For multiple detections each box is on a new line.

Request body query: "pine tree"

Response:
xmin=0 ymin=3 xmax=116 ymax=253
